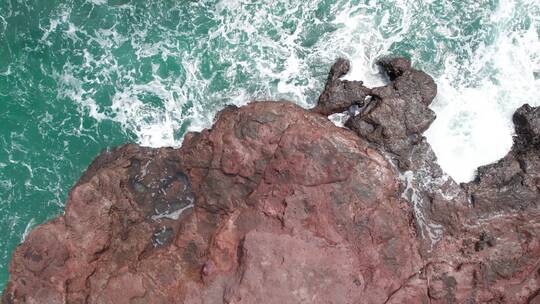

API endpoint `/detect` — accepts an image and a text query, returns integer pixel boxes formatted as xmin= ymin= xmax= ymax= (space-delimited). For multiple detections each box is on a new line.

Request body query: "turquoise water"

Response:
xmin=1 ymin=0 xmax=539 ymax=290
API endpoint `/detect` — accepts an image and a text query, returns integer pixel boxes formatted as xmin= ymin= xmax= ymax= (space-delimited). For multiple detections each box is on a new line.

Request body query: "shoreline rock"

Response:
xmin=3 ymin=59 xmax=540 ymax=303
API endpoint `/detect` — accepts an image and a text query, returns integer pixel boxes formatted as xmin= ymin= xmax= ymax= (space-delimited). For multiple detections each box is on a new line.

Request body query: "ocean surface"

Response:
xmin=1 ymin=0 xmax=539 ymax=290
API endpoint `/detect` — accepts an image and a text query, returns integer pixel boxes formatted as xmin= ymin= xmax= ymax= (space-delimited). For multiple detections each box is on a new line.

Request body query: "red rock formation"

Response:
xmin=2 ymin=59 xmax=540 ymax=303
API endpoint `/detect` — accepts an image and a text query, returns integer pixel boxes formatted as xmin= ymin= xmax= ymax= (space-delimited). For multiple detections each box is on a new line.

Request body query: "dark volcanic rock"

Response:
xmin=464 ymin=104 xmax=540 ymax=215
xmin=313 ymin=57 xmax=540 ymax=303
xmin=344 ymin=56 xmax=437 ymax=169
xmin=3 ymin=59 xmax=540 ymax=304
xmin=312 ymin=58 xmax=371 ymax=116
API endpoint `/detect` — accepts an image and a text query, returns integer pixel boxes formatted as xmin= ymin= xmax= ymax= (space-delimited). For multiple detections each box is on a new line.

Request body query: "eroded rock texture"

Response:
xmin=315 ymin=57 xmax=540 ymax=303
xmin=3 ymin=59 xmax=540 ymax=303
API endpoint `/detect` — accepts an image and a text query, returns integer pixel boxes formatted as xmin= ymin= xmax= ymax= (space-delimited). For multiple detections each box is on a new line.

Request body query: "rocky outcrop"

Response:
xmin=464 ymin=104 xmax=540 ymax=215
xmin=316 ymin=57 xmax=540 ymax=303
xmin=3 ymin=59 xmax=540 ymax=303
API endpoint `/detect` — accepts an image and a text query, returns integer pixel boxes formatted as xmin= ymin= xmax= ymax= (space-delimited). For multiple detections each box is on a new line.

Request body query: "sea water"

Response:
xmin=0 ymin=0 xmax=539 ymax=290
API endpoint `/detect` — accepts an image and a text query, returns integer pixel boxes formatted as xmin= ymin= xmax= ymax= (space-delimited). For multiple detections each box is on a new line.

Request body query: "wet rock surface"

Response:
xmin=464 ymin=104 xmax=540 ymax=215
xmin=3 ymin=59 xmax=540 ymax=303
xmin=315 ymin=57 xmax=540 ymax=303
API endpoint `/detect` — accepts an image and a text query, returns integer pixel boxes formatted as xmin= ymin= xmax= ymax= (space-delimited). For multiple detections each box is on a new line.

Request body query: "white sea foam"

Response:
xmin=337 ymin=0 xmax=540 ymax=182
xmin=21 ymin=218 xmax=35 ymax=241
xmin=425 ymin=2 xmax=540 ymax=182
xmin=48 ymin=0 xmax=540 ymax=181
xmin=399 ymin=170 xmax=444 ymax=244
xmin=88 ymin=0 xmax=107 ymax=5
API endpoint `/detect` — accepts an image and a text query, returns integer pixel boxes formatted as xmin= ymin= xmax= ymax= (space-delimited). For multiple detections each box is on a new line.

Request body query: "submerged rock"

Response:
xmin=2 ymin=59 xmax=540 ymax=304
